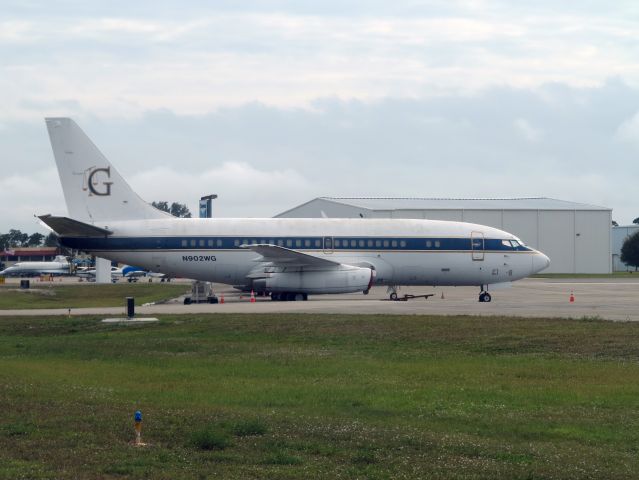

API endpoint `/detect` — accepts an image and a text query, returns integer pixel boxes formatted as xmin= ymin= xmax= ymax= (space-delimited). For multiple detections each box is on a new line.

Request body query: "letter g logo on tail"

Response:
xmin=87 ymin=167 xmax=113 ymax=196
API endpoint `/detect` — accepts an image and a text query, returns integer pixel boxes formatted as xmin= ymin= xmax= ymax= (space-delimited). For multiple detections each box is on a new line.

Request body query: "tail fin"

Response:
xmin=45 ymin=118 xmax=171 ymax=223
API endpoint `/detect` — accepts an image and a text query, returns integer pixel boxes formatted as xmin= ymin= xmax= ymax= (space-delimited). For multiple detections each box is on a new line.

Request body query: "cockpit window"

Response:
xmin=510 ymin=240 xmax=520 ymax=248
xmin=501 ymin=240 xmax=512 ymax=248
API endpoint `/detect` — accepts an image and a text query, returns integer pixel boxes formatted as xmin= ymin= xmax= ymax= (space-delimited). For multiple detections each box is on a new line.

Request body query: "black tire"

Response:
xmin=484 ymin=293 xmax=492 ymax=302
xmin=184 ymin=297 xmax=191 ymax=305
xmin=363 ymin=289 xmax=369 ymax=295
xmin=390 ymin=292 xmax=398 ymax=301
xmin=294 ymin=293 xmax=304 ymax=301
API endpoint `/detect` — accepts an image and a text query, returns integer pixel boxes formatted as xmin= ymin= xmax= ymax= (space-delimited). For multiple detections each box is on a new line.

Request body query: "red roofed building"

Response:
xmin=2 ymin=247 xmax=63 ymax=268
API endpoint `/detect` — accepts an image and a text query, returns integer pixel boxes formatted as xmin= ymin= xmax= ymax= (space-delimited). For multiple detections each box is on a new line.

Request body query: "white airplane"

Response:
xmin=121 ymin=266 xmax=167 ymax=282
xmin=0 ymin=255 xmax=71 ymax=277
xmin=38 ymin=118 xmax=550 ymax=302
xmin=75 ymin=264 xmax=150 ymax=282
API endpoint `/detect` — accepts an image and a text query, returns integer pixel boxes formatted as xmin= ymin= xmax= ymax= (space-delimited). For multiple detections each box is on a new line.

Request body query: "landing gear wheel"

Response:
xmin=363 ymin=289 xmax=369 ymax=295
xmin=390 ymin=292 xmax=398 ymax=301
xmin=478 ymin=292 xmax=492 ymax=302
xmin=293 ymin=293 xmax=304 ymax=301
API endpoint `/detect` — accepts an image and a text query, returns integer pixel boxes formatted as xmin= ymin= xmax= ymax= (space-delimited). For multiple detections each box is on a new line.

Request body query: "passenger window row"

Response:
xmin=178 ymin=238 xmax=446 ymax=249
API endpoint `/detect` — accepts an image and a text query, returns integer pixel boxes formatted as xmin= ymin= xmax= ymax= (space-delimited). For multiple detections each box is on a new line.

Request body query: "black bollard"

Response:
xmin=126 ymin=297 xmax=135 ymax=318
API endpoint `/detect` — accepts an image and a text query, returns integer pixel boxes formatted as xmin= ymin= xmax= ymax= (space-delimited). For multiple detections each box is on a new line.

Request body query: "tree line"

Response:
xmin=0 ymin=230 xmax=58 ymax=249
xmin=151 ymin=201 xmax=192 ymax=218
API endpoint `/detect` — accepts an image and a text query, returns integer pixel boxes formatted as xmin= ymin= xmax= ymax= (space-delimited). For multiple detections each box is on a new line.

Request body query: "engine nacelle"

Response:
xmin=252 ymin=266 xmax=374 ymax=294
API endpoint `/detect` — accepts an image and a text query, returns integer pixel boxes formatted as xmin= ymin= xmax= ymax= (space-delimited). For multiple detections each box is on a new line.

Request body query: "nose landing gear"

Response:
xmin=387 ymin=285 xmax=399 ymax=300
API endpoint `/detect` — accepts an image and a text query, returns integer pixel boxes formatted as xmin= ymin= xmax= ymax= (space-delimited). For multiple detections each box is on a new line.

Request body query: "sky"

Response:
xmin=2 ymin=0 xmax=639 ymax=233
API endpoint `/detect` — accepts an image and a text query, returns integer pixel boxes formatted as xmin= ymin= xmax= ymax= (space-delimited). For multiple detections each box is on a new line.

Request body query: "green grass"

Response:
xmin=231 ymin=418 xmax=268 ymax=437
xmin=190 ymin=427 xmax=232 ymax=450
xmin=1 ymin=313 xmax=639 ymax=478
xmin=0 ymin=283 xmax=188 ymax=309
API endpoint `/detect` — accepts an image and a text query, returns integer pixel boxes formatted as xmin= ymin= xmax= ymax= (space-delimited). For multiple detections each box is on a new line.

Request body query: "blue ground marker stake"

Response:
xmin=134 ymin=410 xmax=143 ymax=445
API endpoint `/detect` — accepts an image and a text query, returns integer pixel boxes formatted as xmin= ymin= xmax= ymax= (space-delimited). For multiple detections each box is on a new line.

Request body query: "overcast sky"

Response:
xmin=2 ymin=1 xmax=639 ymax=233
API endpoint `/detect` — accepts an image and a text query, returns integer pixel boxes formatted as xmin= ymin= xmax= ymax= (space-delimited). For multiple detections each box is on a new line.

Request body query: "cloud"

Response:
xmin=513 ymin=118 xmax=542 ymax=142
xmin=615 ymin=111 xmax=639 ymax=149
xmin=3 ymin=79 xmax=639 ymax=232
xmin=2 ymin=2 xmax=639 ymax=231
xmin=129 ymin=162 xmax=311 ymax=218
xmin=0 ymin=168 xmax=66 ymax=233
xmin=2 ymin=5 xmax=639 ymax=119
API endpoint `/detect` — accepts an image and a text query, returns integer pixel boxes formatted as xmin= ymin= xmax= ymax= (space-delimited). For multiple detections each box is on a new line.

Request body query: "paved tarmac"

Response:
xmin=1 ymin=277 xmax=638 ymax=321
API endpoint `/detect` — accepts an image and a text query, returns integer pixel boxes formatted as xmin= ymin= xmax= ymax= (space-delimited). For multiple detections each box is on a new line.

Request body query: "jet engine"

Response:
xmin=252 ymin=265 xmax=375 ymax=295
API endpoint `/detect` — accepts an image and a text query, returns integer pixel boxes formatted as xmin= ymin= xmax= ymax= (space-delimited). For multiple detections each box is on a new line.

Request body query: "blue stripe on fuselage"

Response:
xmin=59 ymin=236 xmax=532 ymax=252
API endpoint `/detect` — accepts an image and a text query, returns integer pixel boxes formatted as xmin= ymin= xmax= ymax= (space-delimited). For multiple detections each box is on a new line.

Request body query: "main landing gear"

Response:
xmin=271 ymin=292 xmax=308 ymax=301
xmin=478 ymin=286 xmax=492 ymax=303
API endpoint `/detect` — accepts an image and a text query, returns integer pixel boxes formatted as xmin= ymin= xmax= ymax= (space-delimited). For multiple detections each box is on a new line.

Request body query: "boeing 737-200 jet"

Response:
xmin=38 ymin=118 xmax=550 ymax=302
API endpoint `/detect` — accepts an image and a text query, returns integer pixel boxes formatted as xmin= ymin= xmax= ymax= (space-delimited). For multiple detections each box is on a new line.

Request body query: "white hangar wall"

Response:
xmin=276 ymin=198 xmax=612 ymax=274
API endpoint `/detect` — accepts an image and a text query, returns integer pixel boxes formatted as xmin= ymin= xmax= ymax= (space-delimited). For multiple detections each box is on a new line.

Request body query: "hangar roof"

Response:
xmin=315 ymin=197 xmax=611 ymax=211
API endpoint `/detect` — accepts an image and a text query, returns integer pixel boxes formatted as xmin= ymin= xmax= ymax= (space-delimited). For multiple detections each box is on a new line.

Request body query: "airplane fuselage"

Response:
xmin=59 ymin=217 xmax=550 ymax=289
xmin=0 ymin=261 xmax=70 ymax=277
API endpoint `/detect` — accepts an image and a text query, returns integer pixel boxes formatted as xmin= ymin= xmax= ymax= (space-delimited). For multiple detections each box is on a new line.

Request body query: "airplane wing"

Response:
xmin=241 ymin=244 xmax=340 ymax=268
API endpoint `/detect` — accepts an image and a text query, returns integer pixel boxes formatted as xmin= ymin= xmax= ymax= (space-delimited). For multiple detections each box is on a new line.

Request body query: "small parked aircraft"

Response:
xmin=0 ymin=255 xmax=70 ymax=277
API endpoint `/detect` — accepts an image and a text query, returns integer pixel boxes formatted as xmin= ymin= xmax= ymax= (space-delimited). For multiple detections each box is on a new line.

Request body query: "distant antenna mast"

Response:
xmin=199 ymin=194 xmax=218 ymax=218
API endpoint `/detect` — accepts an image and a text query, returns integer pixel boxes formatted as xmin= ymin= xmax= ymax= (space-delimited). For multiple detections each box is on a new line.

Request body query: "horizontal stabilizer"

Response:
xmin=38 ymin=214 xmax=112 ymax=237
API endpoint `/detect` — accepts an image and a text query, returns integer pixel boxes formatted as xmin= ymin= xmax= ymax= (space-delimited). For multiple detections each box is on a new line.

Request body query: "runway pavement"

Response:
xmin=1 ymin=277 xmax=638 ymax=321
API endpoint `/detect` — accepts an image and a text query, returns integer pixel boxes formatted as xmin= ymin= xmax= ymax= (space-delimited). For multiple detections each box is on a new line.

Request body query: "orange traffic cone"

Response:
xmin=220 ymin=294 xmax=225 ymax=304
xmin=250 ymin=290 xmax=256 ymax=303
xmin=569 ymin=292 xmax=575 ymax=303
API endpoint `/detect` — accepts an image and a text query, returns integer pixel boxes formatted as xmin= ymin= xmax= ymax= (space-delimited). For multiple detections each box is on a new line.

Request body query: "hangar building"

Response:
xmin=276 ymin=197 xmax=612 ymax=274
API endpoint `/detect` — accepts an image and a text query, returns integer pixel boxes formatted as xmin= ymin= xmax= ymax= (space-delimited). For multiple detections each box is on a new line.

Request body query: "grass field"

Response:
xmin=0 ymin=283 xmax=189 ymax=309
xmin=1 ymin=314 xmax=639 ymax=479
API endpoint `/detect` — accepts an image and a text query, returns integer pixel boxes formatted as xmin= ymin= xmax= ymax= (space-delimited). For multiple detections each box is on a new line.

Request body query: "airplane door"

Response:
xmin=323 ymin=237 xmax=334 ymax=254
xmin=151 ymin=228 xmax=167 ymax=271
xmin=471 ymin=231 xmax=485 ymax=261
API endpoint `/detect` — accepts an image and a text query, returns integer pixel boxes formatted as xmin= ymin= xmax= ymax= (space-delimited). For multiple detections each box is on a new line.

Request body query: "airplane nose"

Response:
xmin=532 ymin=252 xmax=550 ymax=273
